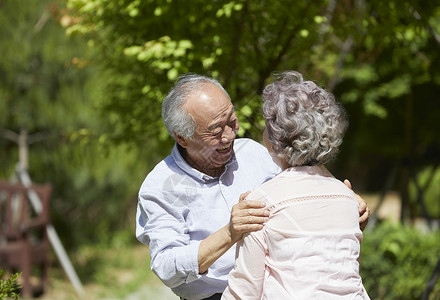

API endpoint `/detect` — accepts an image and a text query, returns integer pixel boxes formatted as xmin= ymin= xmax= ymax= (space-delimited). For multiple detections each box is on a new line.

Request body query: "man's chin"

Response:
xmin=212 ymin=150 xmax=233 ymax=167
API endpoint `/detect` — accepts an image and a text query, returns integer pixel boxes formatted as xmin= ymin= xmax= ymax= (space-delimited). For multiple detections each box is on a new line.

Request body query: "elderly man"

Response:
xmin=136 ymin=73 xmax=369 ymax=300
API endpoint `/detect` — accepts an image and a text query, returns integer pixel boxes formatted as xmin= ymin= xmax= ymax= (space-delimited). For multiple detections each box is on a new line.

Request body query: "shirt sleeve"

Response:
xmin=222 ymin=230 xmax=267 ymax=299
xmin=136 ymin=191 xmax=202 ymax=288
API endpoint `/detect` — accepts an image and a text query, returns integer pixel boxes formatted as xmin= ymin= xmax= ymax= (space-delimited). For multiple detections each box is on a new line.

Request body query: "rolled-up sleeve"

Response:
xmin=136 ymin=191 xmax=201 ymax=288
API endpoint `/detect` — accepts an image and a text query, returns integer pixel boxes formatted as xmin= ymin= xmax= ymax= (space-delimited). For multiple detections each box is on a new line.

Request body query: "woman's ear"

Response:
xmin=174 ymin=132 xmax=188 ymax=148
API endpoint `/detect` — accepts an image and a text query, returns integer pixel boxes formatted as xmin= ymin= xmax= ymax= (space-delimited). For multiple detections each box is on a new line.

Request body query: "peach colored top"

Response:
xmin=222 ymin=166 xmax=370 ymax=300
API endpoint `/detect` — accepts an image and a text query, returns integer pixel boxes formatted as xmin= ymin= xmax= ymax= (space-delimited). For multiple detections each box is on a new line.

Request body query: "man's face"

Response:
xmin=181 ymin=83 xmax=239 ymax=172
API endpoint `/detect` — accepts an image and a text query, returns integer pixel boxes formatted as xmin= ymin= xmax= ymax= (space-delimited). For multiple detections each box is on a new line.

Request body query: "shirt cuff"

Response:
xmin=176 ymin=240 xmax=202 ymax=284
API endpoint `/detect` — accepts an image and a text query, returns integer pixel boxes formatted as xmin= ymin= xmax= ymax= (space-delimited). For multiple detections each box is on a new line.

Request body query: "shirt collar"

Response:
xmin=171 ymin=143 xmax=237 ymax=183
xmin=281 ymin=165 xmax=333 ymax=178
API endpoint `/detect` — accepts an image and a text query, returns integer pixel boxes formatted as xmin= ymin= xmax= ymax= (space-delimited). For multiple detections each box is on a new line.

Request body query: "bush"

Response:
xmin=361 ymin=221 xmax=440 ymax=300
xmin=0 ymin=270 xmax=21 ymax=300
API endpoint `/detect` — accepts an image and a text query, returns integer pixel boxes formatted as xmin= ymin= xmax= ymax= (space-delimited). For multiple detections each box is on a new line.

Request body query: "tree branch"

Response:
xmin=224 ymin=0 xmax=249 ymax=90
xmin=327 ymin=36 xmax=353 ymax=91
xmin=1 ymin=128 xmax=19 ymax=143
xmin=318 ymin=0 xmax=337 ymax=44
xmin=254 ymin=2 xmax=313 ymax=94
xmin=34 ymin=10 xmax=50 ymax=32
xmin=410 ymin=6 xmax=440 ymax=45
xmin=255 ymin=22 xmax=300 ymax=93
xmin=28 ymin=132 xmax=48 ymax=144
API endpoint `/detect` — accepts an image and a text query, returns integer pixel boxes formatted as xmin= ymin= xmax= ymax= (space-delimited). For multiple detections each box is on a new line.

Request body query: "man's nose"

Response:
xmin=221 ymin=125 xmax=236 ymax=143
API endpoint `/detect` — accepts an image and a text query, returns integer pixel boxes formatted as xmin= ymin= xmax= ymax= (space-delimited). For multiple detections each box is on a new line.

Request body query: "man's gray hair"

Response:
xmin=262 ymin=71 xmax=348 ymax=166
xmin=162 ymin=73 xmax=231 ymax=140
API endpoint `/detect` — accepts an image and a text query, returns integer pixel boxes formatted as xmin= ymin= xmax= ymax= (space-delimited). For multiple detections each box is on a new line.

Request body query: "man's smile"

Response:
xmin=217 ymin=143 xmax=232 ymax=153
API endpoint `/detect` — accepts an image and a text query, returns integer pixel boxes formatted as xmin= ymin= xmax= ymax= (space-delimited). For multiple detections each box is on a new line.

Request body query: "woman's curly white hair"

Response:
xmin=262 ymin=71 xmax=348 ymax=167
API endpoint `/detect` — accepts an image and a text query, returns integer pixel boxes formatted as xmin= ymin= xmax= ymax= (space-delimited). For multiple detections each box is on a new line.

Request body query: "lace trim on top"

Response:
xmin=267 ymin=194 xmax=356 ymax=214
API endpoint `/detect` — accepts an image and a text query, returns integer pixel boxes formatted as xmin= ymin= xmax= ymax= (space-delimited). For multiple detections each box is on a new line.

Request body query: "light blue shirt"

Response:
xmin=136 ymin=138 xmax=280 ymax=299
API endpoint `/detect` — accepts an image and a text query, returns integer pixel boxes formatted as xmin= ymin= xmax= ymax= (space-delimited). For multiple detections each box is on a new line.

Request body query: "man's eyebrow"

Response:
xmin=208 ymin=107 xmax=235 ymax=131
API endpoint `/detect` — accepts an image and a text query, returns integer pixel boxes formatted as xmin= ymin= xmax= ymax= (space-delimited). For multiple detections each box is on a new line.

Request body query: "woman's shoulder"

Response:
xmin=245 ymin=174 xmax=291 ymax=206
xmin=248 ymin=167 xmax=356 ymax=208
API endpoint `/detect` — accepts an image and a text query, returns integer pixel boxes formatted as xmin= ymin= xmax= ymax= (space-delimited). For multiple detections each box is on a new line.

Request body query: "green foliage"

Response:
xmin=65 ymin=0 xmax=440 ymax=223
xmin=409 ymin=166 xmax=440 ymax=219
xmin=65 ymin=0 xmax=440 ymax=146
xmin=32 ymin=139 xmax=150 ymax=248
xmin=0 ymin=270 xmax=21 ymax=300
xmin=339 ymin=2 xmax=440 ymax=118
xmin=50 ymin=244 xmax=157 ymax=299
xmin=361 ymin=222 xmax=440 ymax=300
xmin=0 ymin=0 xmax=438 ymax=262
xmin=0 ymin=0 xmax=154 ymax=250
xmin=64 ymin=0 xmax=331 ymax=145
xmin=0 ymin=0 xmax=99 ymax=177
xmin=0 ymin=0 xmax=93 ymax=133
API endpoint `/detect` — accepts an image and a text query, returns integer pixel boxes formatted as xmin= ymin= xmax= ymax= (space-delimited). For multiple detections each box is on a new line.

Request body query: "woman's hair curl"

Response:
xmin=262 ymin=71 xmax=348 ymax=166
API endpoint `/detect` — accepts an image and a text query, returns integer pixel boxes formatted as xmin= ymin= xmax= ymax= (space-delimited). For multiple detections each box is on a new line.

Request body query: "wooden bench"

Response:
xmin=0 ymin=181 xmax=52 ymax=298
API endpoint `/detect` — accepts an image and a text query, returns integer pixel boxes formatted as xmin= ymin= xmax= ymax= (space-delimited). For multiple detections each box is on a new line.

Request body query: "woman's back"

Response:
xmin=222 ymin=166 xmax=369 ymax=299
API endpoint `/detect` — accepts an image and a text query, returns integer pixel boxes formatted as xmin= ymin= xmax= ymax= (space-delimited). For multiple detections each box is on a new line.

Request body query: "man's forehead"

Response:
xmin=185 ymin=84 xmax=231 ymax=114
xmin=189 ymin=82 xmax=225 ymax=98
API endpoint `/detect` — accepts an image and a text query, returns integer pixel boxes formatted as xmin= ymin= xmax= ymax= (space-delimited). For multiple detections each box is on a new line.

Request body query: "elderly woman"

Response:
xmin=222 ymin=71 xmax=370 ymax=299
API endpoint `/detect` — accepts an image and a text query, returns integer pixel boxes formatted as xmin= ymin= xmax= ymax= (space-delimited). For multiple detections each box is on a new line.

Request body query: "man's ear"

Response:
xmin=174 ymin=132 xmax=188 ymax=148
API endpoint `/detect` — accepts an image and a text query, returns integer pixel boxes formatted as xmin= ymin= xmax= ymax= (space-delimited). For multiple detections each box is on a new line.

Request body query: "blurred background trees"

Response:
xmin=64 ymin=0 xmax=440 ymax=222
xmin=1 ymin=0 xmax=439 ymax=298
xmin=0 ymin=0 xmax=145 ymax=249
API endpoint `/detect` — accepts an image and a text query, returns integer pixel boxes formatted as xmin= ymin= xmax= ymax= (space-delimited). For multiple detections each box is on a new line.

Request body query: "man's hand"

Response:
xmin=198 ymin=192 xmax=269 ymax=273
xmin=344 ymin=179 xmax=370 ymax=231
xmin=228 ymin=191 xmax=269 ymax=243
xmin=198 ymin=191 xmax=269 ymax=273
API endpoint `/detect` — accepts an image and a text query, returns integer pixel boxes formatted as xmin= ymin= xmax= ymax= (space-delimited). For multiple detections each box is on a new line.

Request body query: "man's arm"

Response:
xmin=198 ymin=196 xmax=269 ymax=273
xmin=137 ymin=192 xmax=203 ymax=288
xmin=344 ymin=179 xmax=370 ymax=231
xmin=139 ymin=188 xmax=268 ymax=281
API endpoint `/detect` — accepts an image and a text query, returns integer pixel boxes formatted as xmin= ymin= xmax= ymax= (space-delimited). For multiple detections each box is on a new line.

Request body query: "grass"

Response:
xmin=26 ymin=243 xmax=167 ymax=300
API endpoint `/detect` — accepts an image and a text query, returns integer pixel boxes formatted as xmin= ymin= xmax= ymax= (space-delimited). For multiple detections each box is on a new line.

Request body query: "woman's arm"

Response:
xmin=221 ymin=231 xmax=267 ymax=299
